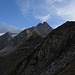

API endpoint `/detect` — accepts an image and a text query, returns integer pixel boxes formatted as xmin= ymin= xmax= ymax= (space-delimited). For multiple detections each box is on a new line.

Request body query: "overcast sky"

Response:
xmin=0 ymin=0 xmax=75 ymax=33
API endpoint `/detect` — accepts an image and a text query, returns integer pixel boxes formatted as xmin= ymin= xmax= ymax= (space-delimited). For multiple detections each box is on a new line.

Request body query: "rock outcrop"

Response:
xmin=0 ymin=22 xmax=52 ymax=75
xmin=4 ymin=21 xmax=75 ymax=75
xmin=11 ymin=22 xmax=52 ymax=46
xmin=0 ymin=21 xmax=75 ymax=75
xmin=0 ymin=22 xmax=52 ymax=56
xmin=0 ymin=32 xmax=12 ymax=50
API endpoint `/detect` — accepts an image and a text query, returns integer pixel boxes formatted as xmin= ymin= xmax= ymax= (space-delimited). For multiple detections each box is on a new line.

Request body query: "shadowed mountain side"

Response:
xmin=0 ymin=32 xmax=12 ymax=50
xmin=4 ymin=21 xmax=75 ymax=75
xmin=9 ymin=22 xmax=52 ymax=46
xmin=1 ymin=21 xmax=75 ymax=75
xmin=0 ymin=35 xmax=44 ymax=75
xmin=58 ymin=58 xmax=75 ymax=75
xmin=28 ymin=22 xmax=53 ymax=37
xmin=0 ymin=22 xmax=52 ymax=56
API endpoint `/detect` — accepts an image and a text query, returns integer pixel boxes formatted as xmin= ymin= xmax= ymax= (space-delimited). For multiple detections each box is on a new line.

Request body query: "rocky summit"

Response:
xmin=0 ymin=21 xmax=75 ymax=75
xmin=0 ymin=22 xmax=52 ymax=56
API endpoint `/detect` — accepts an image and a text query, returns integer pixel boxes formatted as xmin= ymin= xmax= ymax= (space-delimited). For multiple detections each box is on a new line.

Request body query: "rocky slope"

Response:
xmin=10 ymin=22 xmax=52 ymax=46
xmin=0 ymin=21 xmax=75 ymax=75
xmin=0 ymin=22 xmax=52 ymax=75
xmin=3 ymin=21 xmax=75 ymax=75
xmin=0 ymin=22 xmax=52 ymax=56
xmin=0 ymin=32 xmax=12 ymax=50
xmin=0 ymin=35 xmax=44 ymax=75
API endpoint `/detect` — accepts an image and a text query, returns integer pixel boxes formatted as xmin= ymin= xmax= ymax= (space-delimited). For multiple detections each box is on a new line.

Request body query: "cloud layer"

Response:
xmin=57 ymin=0 xmax=75 ymax=21
xmin=0 ymin=22 xmax=21 ymax=33
xmin=16 ymin=0 xmax=75 ymax=22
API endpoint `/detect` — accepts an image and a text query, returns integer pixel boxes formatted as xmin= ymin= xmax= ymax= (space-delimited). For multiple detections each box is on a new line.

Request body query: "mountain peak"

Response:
xmin=5 ymin=31 xmax=12 ymax=35
xmin=35 ymin=22 xmax=53 ymax=36
xmin=0 ymin=21 xmax=75 ymax=75
xmin=43 ymin=21 xmax=49 ymax=25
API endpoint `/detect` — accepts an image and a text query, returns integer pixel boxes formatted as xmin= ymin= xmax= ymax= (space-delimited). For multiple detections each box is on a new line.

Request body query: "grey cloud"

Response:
xmin=0 ymin=22 xmax=22 ymax=33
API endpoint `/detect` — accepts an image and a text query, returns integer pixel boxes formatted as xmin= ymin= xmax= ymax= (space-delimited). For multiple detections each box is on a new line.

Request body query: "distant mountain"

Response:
xmin=27 ymin=22 xmax=53 ymax=37
xmin=1 ymin=21 xmax=75 ymax=75
xmin=0 ymin=21 xmax=74 ymax=75
xmin=20 ymin=21 xmax=75 ymax=75
xmin=0 ymin=22 xmax=52 ymax=56
xmin=11 ymin=22 xmax=52 ymax=46
xmin=0 ymin=32 xmax=12 ymax=50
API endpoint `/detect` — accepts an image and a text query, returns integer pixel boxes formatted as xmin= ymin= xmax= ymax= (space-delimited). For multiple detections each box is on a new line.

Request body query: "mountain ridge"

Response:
xmin=0 ymin=22 xmax=52 ymax=56
xmin=0 ymin=21 xmax=75 ymax=75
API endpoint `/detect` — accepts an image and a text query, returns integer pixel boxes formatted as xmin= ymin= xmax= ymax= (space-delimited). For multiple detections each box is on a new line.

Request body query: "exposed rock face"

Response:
xmin=3 ymin=21 xmax=75 ymax=75
xmin=28 ymin=22 xmax=53 ymax=37
xmin=1 ymin=21 xmax=75 ymax=75
xmin=3 ymin=22 xmax=52 ymax=47
xmin=0 ymin=32 xmax=12 ymax=50
xmin=0 ymin=22 xmax=52 ymax=75
xmin=11 ymin=22 xmax=52 ymax=46
xmin=0 ymin=22 xmax=52 ymax=56
xmin=0 ymin=35 xmax=44 ymax=75
xmin=58 ymin=58 xmax=75 ymax=75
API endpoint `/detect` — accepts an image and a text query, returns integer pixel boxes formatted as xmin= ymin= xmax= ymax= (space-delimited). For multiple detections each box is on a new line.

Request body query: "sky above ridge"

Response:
xmin=0 ymin=0 xmax=75 ymax=31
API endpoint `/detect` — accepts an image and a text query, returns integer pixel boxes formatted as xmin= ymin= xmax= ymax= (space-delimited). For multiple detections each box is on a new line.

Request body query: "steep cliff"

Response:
xmin=6 ymin=21 xmax=75 ymax=75
xmin=0 ymin=21 xmax=75 ymax=75
xmin=0 ymin=22 xmax=52 ymax=56
xmin=0 ymin=32 xmax=12 ymax=50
